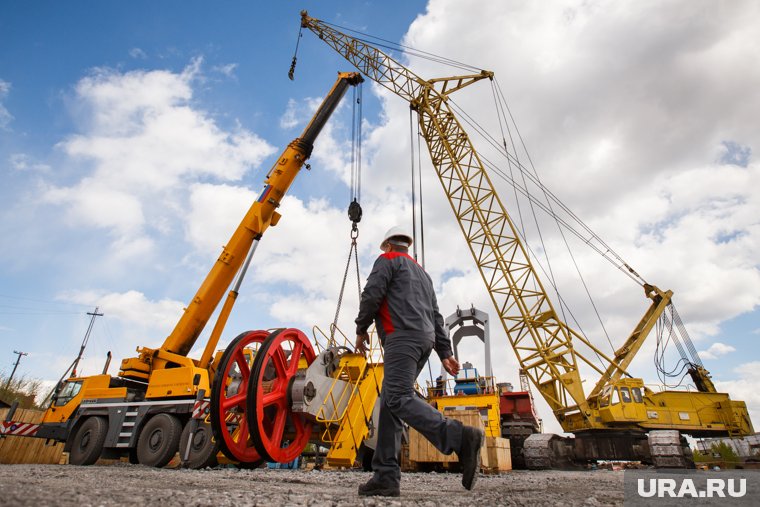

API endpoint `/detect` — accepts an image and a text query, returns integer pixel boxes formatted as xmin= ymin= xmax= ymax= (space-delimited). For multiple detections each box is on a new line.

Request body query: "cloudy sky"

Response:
xmin=1 ymin=0 xmax=758 ymax=434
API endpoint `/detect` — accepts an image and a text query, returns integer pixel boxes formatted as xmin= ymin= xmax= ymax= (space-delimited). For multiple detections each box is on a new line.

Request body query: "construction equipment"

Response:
xmin=428 ymin=307 xmax=501 ymax=438
xmin=426 ymin=306 xmax=541 ymax=469
xmin=207 ymin=321 xmax=384 ymax=469
xmin=498 ymin=371 xmax=542 ymax=469
xmin=298 ymin=11 xmax=754 ymax=468
xmin=5 ymin=71 xmax=365 ymax=468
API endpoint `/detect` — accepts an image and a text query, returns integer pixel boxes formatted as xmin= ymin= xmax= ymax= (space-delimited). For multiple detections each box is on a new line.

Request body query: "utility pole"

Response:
xmin=4 ymin=350 xmax=28 ymax=390
xmin=70 ymin=307 xmax=103 ymax=377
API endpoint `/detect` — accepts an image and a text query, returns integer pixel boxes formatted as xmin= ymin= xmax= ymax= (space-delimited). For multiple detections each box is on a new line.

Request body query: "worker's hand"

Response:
xmin=442 ymin=355 xmax=460 ymax=376
xmin=355 ymin=332 xmax=370 ymax=355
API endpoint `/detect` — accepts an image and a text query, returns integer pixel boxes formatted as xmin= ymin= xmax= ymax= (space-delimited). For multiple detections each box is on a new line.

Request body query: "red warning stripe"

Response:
xmin=1 ymin=421 xmax=40 ymax=437
xmin=192 ymin=400 xmax=211 ymax=419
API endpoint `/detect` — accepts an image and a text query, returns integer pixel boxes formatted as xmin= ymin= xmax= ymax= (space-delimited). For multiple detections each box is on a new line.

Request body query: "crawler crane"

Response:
xmin=296 ymin=11 xmax=754 ymax=468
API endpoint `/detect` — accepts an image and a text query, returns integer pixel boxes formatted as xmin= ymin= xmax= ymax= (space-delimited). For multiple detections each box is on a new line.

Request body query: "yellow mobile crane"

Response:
xmin=21 ymin=71 xmax=365 ymax=468
xmin=297 ymin=11 xmax=754 ymax=468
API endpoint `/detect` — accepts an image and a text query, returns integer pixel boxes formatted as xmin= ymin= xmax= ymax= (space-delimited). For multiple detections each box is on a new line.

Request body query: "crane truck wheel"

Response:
xmin=69 ymin=416 xmax=108 ymax=466
xmin=247 ymin=328 xmax=316 ymax=463
xmin=209 ymin=329 xmax=269 ymax=466
xmin=179 ymin=420 xmax=219 ymax=469
xmin=136 ymin=413 xmax=182 ymax=468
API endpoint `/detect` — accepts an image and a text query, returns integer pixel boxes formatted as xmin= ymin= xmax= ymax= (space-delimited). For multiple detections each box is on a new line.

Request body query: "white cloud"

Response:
xmin=253 ymin=195 xmax=352 ymax=293
xmin=279 ymin=98 xmax=300 ymax=129
xmin=714 ymin=361 xmax=760 ymax=432
xmin=280 ymin=96 xmax=323 ymax=131
xmin=186 ymin=182 xmax=257 ymax=256
xmin=278 ymin=93 xmax=354 ymax=183
xmin=129 ymin=48 xmax=147 ymax=59
xmin=400 ymin=1 xmax=759 ymax=326
xmin=58 ymin=289 xmax=185 ymax=350
xmin=9 ymin=153 xmax=51 ymax=173
xmin=45 ymin=177 xmax=146 ymax=235
xmin=324 ymin=0 xmax=760 ymax=416
xmin=213 ymin=63 xmax=238 ymax=78
xmin=43 ymin=59 xmax=276 ymax=260
xmin=0 ymin=79 xmax=13 ymax=129
xmin=699 ymin=342 xmax=737 ymax=360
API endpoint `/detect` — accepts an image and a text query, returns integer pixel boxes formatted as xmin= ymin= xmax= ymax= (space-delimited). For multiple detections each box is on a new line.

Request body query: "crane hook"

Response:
xmin=288 ymin=56 xmax=297 ymax=81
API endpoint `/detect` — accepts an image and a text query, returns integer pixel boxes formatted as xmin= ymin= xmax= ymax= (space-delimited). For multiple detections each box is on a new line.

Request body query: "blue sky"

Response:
xmin=2 ymin=1 xmax=759 ymax=434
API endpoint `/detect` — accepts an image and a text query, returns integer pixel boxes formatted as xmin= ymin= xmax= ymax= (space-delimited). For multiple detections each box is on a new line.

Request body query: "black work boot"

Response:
xmin=358 ymin=477 xmax=400 ymax=497
xmin=458 ymin=425 xmax=484 ymax=490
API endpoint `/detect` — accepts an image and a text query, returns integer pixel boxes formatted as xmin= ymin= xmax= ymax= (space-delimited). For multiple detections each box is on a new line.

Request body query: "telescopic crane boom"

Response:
xmin=119 ymin=72 xmax=364 ymax=392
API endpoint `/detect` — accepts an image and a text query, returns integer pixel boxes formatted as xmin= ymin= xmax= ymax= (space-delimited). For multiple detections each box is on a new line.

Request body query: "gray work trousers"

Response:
xmin=372 ymin=334 xmax=464 ymax=486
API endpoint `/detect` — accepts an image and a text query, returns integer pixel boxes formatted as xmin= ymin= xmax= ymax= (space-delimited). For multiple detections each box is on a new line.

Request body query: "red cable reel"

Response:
xmin=246 ymin=328 xmax=317 ymax=463
xmin=209 ymin=330 xmax=269 ymax=466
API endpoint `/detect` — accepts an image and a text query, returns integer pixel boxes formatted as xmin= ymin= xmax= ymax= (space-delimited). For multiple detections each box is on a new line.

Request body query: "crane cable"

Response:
xmin=331 ymin=83 xmax=364 ymax=345
xmin=654 ymin=303 xmax=703 ymax=388
xmin=307 ymin=17 xmax=647 ymax=291
xmin=448 ymin=90 xmax=646 ymax=287
xmin=409 ymin=109 xmax=427 ymax=268
xmin=409 ymin=108 xmax=435 ymax=386
xmin=487 ymin=80 xmax=615 ymax=353
xmin=288 ymin=24 xmax=303 ymax=80
xmin=322 ymin=16 xmax=621 ymax=367
xmin=317 ymin=19 xmax=483 ymax=74
xmin=416 ymin=118 xmax=427 ymax=269
xmin=299 ymin=18 xmax=643 ymax=369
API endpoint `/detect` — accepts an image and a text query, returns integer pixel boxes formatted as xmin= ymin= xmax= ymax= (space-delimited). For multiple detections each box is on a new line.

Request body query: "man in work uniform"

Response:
xmin=355 ymin=225 xmax=484 ymax=497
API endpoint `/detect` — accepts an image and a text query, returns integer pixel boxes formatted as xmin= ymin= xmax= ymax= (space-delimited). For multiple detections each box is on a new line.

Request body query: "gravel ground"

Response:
xmin=0 ymin=464 xmax=624 ymax=506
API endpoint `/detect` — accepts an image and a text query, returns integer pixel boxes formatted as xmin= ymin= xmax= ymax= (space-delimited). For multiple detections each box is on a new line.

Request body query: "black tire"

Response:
xmin=136 ymin=413 xmax=182 ymax=468
xmin=69 ymin=416 xmax=108 ymax=466
xmin=128 ymin=448 xmax=139 ymax=465
xmin=179 ymin=420 xmax=219 ymax=469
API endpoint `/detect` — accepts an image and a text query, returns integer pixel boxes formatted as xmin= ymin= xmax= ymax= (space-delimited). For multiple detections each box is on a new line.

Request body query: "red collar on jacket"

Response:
xmin=380 ymin=252 xmax=418 ymax=264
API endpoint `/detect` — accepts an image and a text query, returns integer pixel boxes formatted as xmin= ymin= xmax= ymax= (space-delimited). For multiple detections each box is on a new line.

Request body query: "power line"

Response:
xmin=0 ymin=294 xmax=91 ymax=308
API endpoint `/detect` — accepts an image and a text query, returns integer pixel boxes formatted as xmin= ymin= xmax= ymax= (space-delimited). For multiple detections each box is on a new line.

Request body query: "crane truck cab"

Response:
xmin=30 ymin=347 xmax=247 ymax=467
xmin=597 ymin=379 xmax=647 ymax=423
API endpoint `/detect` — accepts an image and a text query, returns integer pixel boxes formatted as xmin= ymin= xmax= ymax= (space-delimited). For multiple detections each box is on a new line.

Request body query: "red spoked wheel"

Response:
xmin=210 ymin=330 xmax=268 ymax=466
xmin=247 ymin=328 xmax=316 ymax=463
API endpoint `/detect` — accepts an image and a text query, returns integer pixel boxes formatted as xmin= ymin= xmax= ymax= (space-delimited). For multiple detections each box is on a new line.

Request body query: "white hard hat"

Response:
xmin=380 ymin=225 xmax=413 ymax=249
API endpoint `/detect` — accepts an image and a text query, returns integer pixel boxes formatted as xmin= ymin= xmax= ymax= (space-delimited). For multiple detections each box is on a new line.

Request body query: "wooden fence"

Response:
xmin=0 ymin=407 xmax=64 ymax=464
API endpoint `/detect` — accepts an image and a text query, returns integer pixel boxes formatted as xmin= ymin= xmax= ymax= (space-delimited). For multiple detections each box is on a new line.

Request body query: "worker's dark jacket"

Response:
xmin=355 ymin=252 xmax=453 ymax=360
